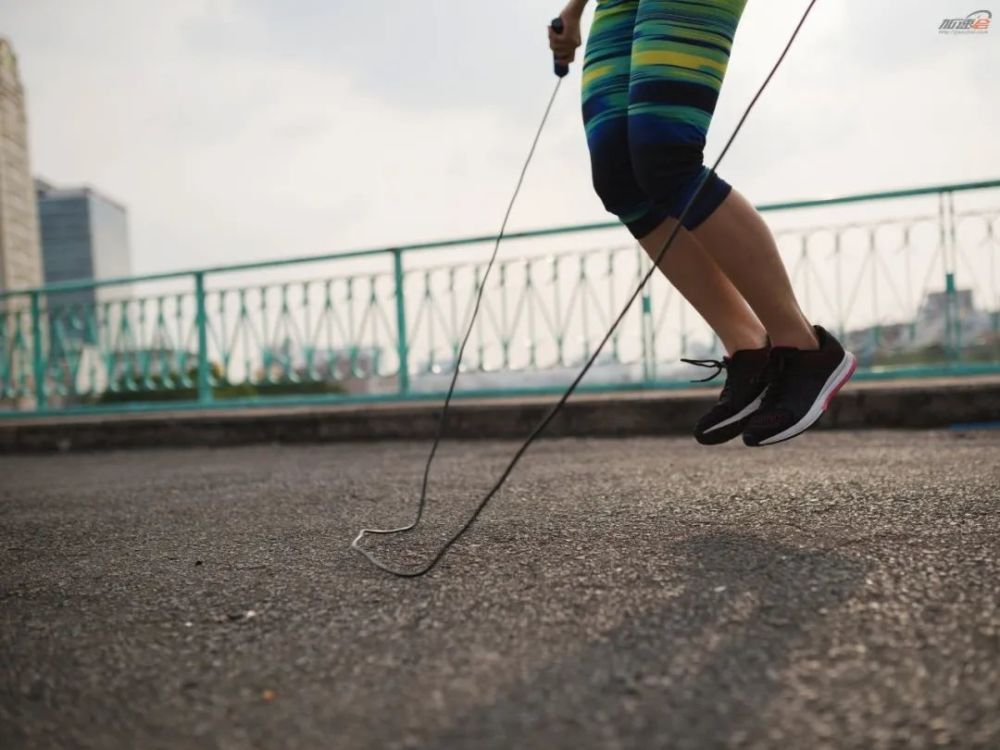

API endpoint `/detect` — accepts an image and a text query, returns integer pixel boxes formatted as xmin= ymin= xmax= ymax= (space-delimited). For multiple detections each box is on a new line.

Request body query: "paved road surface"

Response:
xmin=2 ymin=431 xmax=998 ymax=749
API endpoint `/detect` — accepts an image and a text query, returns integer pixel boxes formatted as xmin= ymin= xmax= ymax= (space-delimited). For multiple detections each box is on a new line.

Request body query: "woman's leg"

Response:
xmin=692 ymin=189 xmax=817 ymax=348
xmin=627 ymin=0 xmax=817 ymax=349
xmin=636 ymin=219 xmax=765 ymax=353
xmin=582 ymin=0 xmax=765 ymax=355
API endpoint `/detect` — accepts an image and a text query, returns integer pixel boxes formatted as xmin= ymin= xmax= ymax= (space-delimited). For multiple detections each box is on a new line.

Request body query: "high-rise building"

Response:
xmin=0 ymin=38 xmax=43 ymax=293
xmin=36 ymin=181 xmax=133 ymax=343
xmin=36 ymin=181 xmax=132 ymax=288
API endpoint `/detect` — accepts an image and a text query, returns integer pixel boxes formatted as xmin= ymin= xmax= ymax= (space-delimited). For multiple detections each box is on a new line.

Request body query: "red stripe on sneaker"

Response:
xmin=822 ymin=356 xmax=857 ymax=411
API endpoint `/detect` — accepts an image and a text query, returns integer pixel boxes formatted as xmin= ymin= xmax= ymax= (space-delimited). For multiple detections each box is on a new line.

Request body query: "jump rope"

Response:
xmin=351 ymin=1 xmax=820 ymax=577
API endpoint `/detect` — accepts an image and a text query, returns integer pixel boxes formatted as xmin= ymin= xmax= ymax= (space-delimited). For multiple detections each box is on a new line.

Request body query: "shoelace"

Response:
xmin=680 ymin=357 xmax=729 ymax=383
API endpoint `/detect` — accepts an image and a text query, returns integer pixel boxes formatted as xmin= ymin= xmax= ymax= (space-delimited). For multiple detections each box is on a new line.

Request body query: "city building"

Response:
xmin=0 ymin=38 xmax=43 ymax=294
xmin=36 ymin=180 xmax=132 ymax=291
xmin=35 ymin=180 xmax=133 ymax=344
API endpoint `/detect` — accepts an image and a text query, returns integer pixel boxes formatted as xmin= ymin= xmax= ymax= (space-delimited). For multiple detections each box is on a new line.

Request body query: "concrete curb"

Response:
xmin=1 ymin=376 xmax=998 ymax=453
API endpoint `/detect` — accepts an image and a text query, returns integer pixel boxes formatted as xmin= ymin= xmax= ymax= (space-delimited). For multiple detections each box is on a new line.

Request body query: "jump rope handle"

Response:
xmin=551 ymin=18 xmax=570 ymax=78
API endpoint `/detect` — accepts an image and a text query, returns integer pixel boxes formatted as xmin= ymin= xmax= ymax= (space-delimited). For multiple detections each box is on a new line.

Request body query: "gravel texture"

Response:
xmin=1 ymin=430 xmax=999 ymax=749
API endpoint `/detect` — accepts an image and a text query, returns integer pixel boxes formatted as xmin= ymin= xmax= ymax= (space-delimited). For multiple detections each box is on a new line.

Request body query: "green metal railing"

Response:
xmin=1 ymin=178 xmax=999 ymax=418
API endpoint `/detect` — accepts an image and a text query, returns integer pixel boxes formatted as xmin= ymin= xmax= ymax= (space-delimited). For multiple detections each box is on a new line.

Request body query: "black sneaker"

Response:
xmin=742 ymin=325 xmax=856 ymax=447
xmin=683 ymin=346 xmax=770 ymax=445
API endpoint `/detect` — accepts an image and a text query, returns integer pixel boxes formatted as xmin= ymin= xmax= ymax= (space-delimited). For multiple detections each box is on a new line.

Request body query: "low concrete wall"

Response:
xmin=1 ymin=377 xmax=998 ymax=453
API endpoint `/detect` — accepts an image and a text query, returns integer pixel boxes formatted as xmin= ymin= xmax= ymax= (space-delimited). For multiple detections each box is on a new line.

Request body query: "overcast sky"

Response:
xmin=2 ymin=0 xmax=998 ymax=276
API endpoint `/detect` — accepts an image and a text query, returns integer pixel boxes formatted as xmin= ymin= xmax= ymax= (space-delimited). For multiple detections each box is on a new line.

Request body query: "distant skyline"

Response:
xmin=2 ymin=0 xmax=998 ymax=277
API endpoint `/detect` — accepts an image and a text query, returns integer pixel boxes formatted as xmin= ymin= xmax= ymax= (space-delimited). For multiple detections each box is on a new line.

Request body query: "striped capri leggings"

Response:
xmin=582 ymin=0 xmax=747 ymax=238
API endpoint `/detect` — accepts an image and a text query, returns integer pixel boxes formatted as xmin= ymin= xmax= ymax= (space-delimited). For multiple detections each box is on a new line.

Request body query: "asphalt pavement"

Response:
xmin=1 ymin=430 xmax=998 ymax=749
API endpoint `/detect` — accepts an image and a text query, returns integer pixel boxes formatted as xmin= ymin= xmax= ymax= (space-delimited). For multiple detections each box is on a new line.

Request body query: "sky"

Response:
xmin=2 ymin=0 xmax=998 ymax=277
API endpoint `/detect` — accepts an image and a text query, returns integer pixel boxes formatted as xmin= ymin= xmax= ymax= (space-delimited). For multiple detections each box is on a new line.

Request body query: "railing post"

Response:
xmin=941 ymin=191 xmax=959 ymax=364
xmin=30 ymin=291 xmax=46 ymax=410
xmin=392 ymin=249 xmax=410 ymax=395
xmin=637 ymin=245 xmax=653 ymax=383
xmin=194 ymin=272 xmax=212 ymax=404
xmin=947 ymin=191 xmax=961 ymax=362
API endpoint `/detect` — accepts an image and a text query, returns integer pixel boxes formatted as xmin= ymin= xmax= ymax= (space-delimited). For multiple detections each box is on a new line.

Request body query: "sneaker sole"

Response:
xmin=754 ymin=351 xmax=857 ymax=447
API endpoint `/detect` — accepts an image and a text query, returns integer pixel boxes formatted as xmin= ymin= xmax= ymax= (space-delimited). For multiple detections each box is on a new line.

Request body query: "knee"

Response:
xmin=589 ymin=140 xmax=642 ymax=219
xmin=629 ymin=141 xmax=705 ymax=217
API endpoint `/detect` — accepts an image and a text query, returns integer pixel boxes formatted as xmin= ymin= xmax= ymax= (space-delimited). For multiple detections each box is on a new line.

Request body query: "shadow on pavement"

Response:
xmin=433 ymin=529 xmax=870 ymax=749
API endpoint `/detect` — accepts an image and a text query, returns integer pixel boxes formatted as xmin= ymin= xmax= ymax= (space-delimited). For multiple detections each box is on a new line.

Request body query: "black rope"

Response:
xmin=351 ymin=0 xmax=820 ymax=577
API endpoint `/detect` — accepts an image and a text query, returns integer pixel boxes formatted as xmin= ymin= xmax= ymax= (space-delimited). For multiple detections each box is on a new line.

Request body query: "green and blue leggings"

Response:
xmin=582 ymin=0 xmax=747 ymax=237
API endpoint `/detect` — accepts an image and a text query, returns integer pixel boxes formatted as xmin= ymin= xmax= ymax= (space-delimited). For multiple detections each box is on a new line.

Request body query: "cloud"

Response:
xmin=3 ymin=0 xmax=997 ymax=280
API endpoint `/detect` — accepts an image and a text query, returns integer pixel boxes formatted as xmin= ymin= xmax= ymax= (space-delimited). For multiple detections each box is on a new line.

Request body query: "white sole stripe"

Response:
xmin=703 ymin=392 xmax=765 ymax=434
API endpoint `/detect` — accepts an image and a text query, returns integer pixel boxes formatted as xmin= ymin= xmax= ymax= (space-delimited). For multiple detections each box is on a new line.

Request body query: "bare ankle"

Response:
xmin=724 ymin=330 xmax=769 ymax=355
xmin=770 ymin=328 xmax=819 ymax=350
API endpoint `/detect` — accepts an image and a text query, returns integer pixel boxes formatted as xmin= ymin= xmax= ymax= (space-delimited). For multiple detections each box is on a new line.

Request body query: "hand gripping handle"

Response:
xmin=551 ymin=18 xmax=570 ymax=78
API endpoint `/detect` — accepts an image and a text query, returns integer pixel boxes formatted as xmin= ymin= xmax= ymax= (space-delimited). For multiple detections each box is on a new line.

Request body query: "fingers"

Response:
xmin=548 ymin=25 xmax=581 ymax=63
xmin=549 ymin=47 xmax=576 ymax=65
